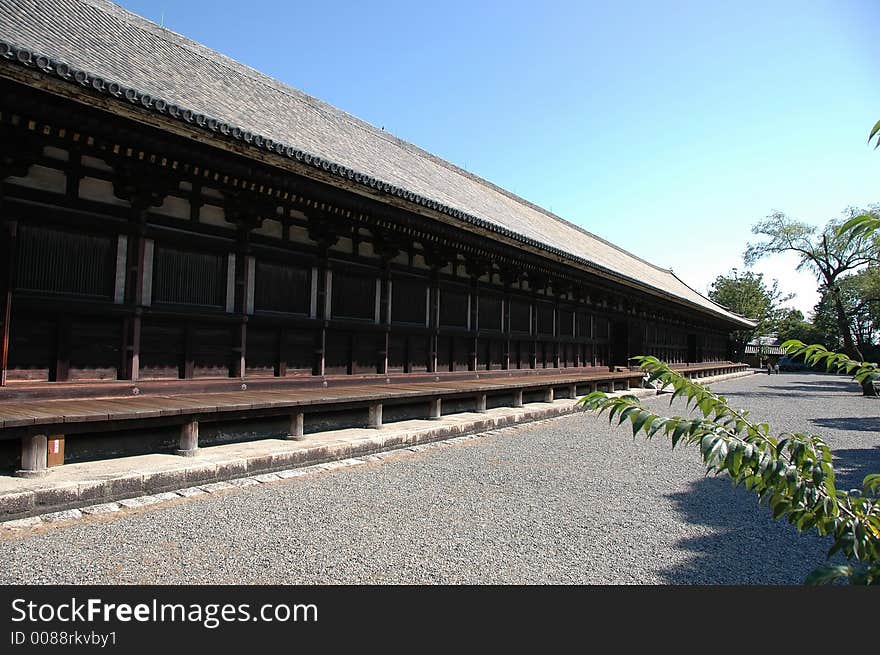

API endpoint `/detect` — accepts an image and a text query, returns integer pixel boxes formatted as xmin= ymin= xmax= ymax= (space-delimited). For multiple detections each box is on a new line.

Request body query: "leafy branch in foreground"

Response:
xmin=869 ymin=118 xmax=880 ymax=150
xmin=579 ymin=356 xmax=880 ymax=585
xmin=781 ymin=339 xmax=880 ymax=384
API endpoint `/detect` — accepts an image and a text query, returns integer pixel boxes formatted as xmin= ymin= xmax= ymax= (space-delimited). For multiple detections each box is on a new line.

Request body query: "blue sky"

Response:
xmin=116 ymin=0 xmax=879 ymax=316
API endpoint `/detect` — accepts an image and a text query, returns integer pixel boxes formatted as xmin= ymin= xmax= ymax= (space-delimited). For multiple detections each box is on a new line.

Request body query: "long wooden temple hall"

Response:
xmin=0 ymin=0 xmax=752 ymax=476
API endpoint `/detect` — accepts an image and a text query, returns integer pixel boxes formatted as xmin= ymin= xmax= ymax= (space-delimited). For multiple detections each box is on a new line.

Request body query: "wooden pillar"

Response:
xmin=476 ymin=393 xmax=487 ymax=413
xmin=15 ymin=434 xmax=48 ymax=477
xmin=314 ymin=261 xmax=329 ymax=377
xmin=368 ymin=402 xmax=383 ymax=429
xmin=530 ymin=297 xmax=538 ymax=369
xmin=307 ymin=212 xmax=339 ymax=378
xmin=176 ymin=419 xmax=199 ymax=456
xmin=469 ymin=277 xmax=479 ymax=372
xmin=52 ymin=316 xmax=70 ymax=382
xmin=502 ymin=294 xmax=511 ymax=371
xmin=276 ymin=328 xmax=287 ymax=378
xmin=513 ymin=390 xmax=524 ymax=408
xmin=543 ymin=387 xmax=554 ymax=403
xmin=231 ymin=226 xmax=252 ymax=379
xmin=235 ymin=321 xmax=248 ymax=379
xmin=569 ymin=384 xmax=578 ymax=399
xmin=379 ymin=267 xmax=390 ymax=375
xmin=428 ymin=397 xmax=442 ymax=420
xmin=125 ymin=224 xmax=151 ymax=382
xmin=182 ymin=322 xmax=195 ymax=379
xmin=0 ymin=218 xmax=16 ymax=387
xmin=552 ymin=297 xmax=560 ymax=369
xmin=285 ymin=412 xmax=305 ymax=440
xmin=429 ymin=270 xmax=440 ymax=373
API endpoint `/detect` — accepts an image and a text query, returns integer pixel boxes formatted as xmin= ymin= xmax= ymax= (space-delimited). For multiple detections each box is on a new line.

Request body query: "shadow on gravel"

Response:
xmin=659 ymin=477 xmax=827 ymax=584
xmin=811 ymin=416 xmax=880 ymax=433
xmin=778 ymin=383 xmax=861 ymax=394
xmin=720 ymin=390 xmax=826 ymax=399
xmin=829 ymin=446 xmax=880 ymax=491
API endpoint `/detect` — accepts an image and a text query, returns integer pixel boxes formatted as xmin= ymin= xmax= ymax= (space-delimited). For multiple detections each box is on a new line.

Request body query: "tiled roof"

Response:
xmin=0 ymin=0 xmax=754 ymax=327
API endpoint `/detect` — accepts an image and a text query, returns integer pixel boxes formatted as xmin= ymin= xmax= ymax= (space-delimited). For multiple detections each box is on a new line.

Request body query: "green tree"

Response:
xmin=707 ymin=269 xmax=791 ymax=361
xmin=809 ymin=269 xmax=880 ymax=356
xmin=775 ymin=308 xmax=823 ymax=346
xmin=745 ymin=208 xmax=880 ymax=393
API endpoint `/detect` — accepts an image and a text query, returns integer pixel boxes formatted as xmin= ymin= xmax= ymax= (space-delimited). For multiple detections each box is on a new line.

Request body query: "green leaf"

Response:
xmin=671 ymin=421 xmax=689 ymax=448
xmin=631 ymin=410 xmax=652 ymax=436
xmin=863 ymin=473 xmax=880 ymax=493
xmin=870 ymin=118 xmax=880 ymax=148
xmin=805 ymin=564 xmax=853 ymax=585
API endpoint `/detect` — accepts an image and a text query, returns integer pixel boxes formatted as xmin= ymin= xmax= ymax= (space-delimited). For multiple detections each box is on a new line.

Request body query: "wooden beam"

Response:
xmin=0 ymin=218 xmax=16 ymax=387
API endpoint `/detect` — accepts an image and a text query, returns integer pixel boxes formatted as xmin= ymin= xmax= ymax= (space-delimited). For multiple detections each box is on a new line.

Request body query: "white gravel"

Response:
xmin=0 ymin=372 xmax=876 ymax=584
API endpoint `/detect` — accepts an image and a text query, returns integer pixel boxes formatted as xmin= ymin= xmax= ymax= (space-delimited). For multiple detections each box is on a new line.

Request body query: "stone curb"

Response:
xmin=0 ymin=372 xmax=747 ymax=528
xmin=0 ymin=391 xmax=653 ymax=523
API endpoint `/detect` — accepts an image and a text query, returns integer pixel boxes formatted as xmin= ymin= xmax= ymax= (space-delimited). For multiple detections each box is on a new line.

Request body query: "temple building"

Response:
xmin=0 ymin=0 xmax=752 ymax=475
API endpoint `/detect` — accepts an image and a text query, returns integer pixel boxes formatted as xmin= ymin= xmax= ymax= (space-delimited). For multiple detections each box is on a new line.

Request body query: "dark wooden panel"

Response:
xmin=139 ymin=320 xmax=184 ymax=380
xmin=510 ymin=339 xmax=524 ymax=369
xmin=391 ymin=276 xmax=427 ymax=325
xmin=352 ymin=332 xmax=379 ymax=374
xmin=577 ymin=311 xmax=591 ymax=339
xmin=16 ymin=223 xmax=114 ymax=298
xmin=440 ymin=288 xmax=468 ymax=329
xmin=558 ymin=309 xmax=574 ymax=336
xmin=254 ymin=261 xmax=310 ymax=314
xmin=245 ymin=328 xmax=277 ymax=377
xmin=595 ymin=316 xmax=609 ymax=339
xmin=478 ymin=294 xmax=502 ymax=331
xmin=582 ymin=343 xmax=593 ymax=366
xmin=7 ymin=316 xmax=53 ymax=381
xmin=477 ymin=338 xmax=491 ymax=370
xmin=537 ymin=341 xmax=549 ymax=368
xmin=437 ymin=335 xmax=452 ymax=372
xmin=388 ymin=334 xmax=406 ymax=373
xmin=386 ymin=333 xmax=429 ymax=373
xmin=153 ymin=245 xmax=226 ymax=307
xmin=191 ymin=325 xmax=232 ymax=378
xmin=409 ymin=335 xmax=429 ymax=373
xmin=490 ymin=339 xmax=503 ymax=370
xmin=282 ymin=328 xmax=314 ymax=375
xmin=453 ymin=336 xmax=470 ymax=371
xmin=510 ymin=299 xmax=530 ymax=333
xmin=68 ymin=319 xmax=121 ymax=381
xmin=332 ymin=270 xmax=376 ymax=321
xmin=536 ymin=301 xmax=554 ymax=336
xmin=324 ymin=330 xmax=350 ymax=375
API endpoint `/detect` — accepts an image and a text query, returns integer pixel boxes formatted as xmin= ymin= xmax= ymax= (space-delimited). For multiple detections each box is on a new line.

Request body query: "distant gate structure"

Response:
xmin=0 ymin=1 xmax=753 ymax=473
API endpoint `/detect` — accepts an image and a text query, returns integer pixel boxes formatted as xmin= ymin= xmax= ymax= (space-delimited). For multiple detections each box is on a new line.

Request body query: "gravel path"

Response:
xmin=1 ymin=371 xmax=877 ymax=584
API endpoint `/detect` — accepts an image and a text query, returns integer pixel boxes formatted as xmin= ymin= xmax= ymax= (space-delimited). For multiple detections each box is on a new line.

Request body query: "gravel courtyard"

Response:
xmin=1 ymin=371 xmax=878 ymax=584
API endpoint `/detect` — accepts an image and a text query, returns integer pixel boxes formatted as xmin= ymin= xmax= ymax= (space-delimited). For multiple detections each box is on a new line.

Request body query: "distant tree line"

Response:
xmin=708 ymin=205 xmax=880 ymax=370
